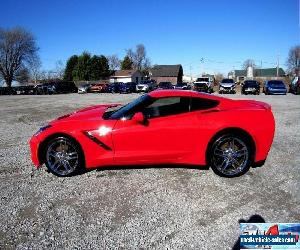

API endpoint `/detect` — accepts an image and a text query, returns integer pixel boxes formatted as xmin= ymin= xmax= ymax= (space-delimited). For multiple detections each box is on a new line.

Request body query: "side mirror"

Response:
xmin=132 ymin=112 xmax=145 ymax=123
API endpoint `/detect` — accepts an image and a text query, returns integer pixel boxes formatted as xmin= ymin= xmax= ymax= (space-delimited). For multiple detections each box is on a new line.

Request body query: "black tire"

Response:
xmin=44 ymin=136 xmax=84 ymax=177
xmin=208 ymin=134 xmax=251 ymax=177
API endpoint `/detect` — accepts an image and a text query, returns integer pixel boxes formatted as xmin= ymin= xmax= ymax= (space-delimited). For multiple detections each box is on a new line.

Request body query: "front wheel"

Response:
xmin=209 ymin=134 xmax=251 ymax=177
xmin=45 ymin=136 xmax=84 ymax=177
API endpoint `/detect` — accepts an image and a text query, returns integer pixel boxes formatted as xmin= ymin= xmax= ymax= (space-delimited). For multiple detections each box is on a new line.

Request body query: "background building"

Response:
xmin=150 ymin=65 xmax=183 ymax=83
xmin=110 ymin=70 xmax=144 ymax=83
xmin=228 ymin=67 xmax=286 ymax=82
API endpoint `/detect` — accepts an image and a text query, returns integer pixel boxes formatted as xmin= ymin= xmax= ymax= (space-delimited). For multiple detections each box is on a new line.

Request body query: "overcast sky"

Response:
xmin=1 ymin=0 xmax=299 ymax=76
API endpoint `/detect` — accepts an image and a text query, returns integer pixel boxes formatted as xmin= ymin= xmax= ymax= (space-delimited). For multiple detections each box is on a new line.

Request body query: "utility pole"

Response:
xmin=200 ymin=58 xmax=204 ymax=77
xmin=276 ymin=54 xmax=279 ymax=78
xmin=260 ymin=60 xmax=262 ymax=78
xmin=189 ymin=64 xmax=193 ymax=83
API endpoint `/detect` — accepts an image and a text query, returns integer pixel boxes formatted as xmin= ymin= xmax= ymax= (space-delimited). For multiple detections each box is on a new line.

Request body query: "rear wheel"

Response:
xmin=45 ymin=136 xmax=84 ymax=177
xmin=209 ymin=134 xmax=251 ymax=177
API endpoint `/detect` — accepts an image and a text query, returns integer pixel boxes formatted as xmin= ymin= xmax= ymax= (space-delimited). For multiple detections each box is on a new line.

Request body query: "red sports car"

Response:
xmin=29 ymin=90 xmax=275 ymax=177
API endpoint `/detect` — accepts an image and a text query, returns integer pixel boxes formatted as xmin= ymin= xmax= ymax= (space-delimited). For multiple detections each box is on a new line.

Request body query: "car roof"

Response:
xmin=149 ymin=89 xmax=229 ymax=102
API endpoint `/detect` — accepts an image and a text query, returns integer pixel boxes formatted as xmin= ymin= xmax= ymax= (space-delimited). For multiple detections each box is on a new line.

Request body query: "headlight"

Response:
xmin=220 ymin=86 xmax=224 ymax=90
xmin=34 ymin=125 xmax=52 ymax=136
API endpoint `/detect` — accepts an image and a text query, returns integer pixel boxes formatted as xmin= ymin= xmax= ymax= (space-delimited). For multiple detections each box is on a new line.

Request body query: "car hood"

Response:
xmin=220 ymin=83 xmax=235 ymax=87
xmin=50 ymin=103 xmax=121 ymax=124
xmin=195 ymin=81 xmax=209 ymax=84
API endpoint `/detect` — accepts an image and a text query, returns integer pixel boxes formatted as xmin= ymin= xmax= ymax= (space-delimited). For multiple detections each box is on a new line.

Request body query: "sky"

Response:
xmin=0 ymin=0 xmax=299 ymax=76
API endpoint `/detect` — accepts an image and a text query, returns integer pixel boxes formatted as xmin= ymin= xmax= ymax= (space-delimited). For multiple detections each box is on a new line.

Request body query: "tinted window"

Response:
xmin=244 ymin=81 xmax=259 ymax=87
xmin=196 ymin=78 xmax=209 ymax=82
xmin=142 ymin=97 xmax=190 ymax=119
xmin=268 ymin=81 xmax=285 ymax=87
xmin=221 ymin=79 xmax=234 ymax=83
xmin=190 ymin=98 xmax=219 ymax=111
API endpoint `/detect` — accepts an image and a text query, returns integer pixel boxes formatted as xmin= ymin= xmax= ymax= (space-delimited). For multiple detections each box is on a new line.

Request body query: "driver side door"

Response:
xmin=112 ymin=96 xmax=199 ymax=164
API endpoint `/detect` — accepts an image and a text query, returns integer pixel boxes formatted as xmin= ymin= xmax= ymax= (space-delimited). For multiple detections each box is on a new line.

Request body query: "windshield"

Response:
xmin=221 ymin=79 xmax=234 ymax=83
xmin=196 ymin=78 xmax=209 ymax=82
xmin=268 ymin=81 xmax=285 ymax=88
xmin=105 ymin=94 xmax=152 ymax=119
xmin=244 ymin=81 xmax=258 ymax=87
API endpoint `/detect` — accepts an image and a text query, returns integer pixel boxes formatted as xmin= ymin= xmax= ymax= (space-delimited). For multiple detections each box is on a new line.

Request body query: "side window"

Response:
xmin=190 ymin=98 xmax=219 ymax=111
xmin=142 ymin=97 xmax=190 ymax=119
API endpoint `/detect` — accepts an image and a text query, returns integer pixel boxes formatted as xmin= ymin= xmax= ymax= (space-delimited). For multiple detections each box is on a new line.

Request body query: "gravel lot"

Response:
xmin=0 ymin=92 xmax=299 ymax=249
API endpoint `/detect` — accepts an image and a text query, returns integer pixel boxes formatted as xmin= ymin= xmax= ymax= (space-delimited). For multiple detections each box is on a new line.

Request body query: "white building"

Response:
xmin=110 ymin=70 xmax=144 ymax=84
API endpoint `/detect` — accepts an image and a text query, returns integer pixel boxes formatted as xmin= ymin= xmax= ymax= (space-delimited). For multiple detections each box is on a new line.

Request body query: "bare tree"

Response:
xmin=134 ymin=44 xmax=146 ymax=70
xmin=107 ymin=55 xmax=120 ymax=71
xmin=286 ymin=45 xmax=300 ymax=75
xmin=126 ymin=44 xmax=151 ymax=71
xmin=214 ymin=72 xmax=224 ymax=84
xmin=0 ymin=27 xmax=39 ymax=87
xmin=242 ymin=59 xmax=256 ymax=70
xmin=55 ymin=60 xmax=65 ymax=79
xmin=29 ymin=56 xmax=42 ymax=83
xmin=15 ymin=68 xmax=30 ymax=84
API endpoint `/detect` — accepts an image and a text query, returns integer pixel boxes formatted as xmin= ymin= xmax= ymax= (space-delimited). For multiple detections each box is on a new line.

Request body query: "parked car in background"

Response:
xmin=58 ymin=82 xmax=78 ymax=94
xmin=119 ymin=82 xmax=137 ymax=93
xmin=90 ymin=83 xmax=108 ymax=93
xmin=14 ymin=85 xmax=35 ymax=95
xmin=241 ymin=80 xmax=260 ymax=95
xmin=289 ymin=76 xmax=300 ymax=95
xmin=158 ymin=82 xmax=173 ymax=89
xmin=263 ymin=80 xmax=287 ymax=95
xmin=0 ymin=87 xmax=15 ymax=95
xmin=35 ymin=82 xmax=77 ymax=95
xmin=34 ymin=83 xmax=54 ymax=95
xmin=78 ymin=83 xmax=91 ymax=94
xmin=219 ymin=79 xmax=236 ymax=94
xmin=174 ymin=82 xmax=191 ymax=90
xmin=136 ymin=80 xmax=156 ymax=92
xmin=193 ymin=77 xmax=214 ymax=93
xmin=107 ymin=82 xmax=120 ymax=93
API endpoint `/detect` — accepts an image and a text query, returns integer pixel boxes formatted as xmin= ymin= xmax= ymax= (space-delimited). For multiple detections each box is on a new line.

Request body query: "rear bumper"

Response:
xmin=29 ymin=136 xmax=42 ymax=167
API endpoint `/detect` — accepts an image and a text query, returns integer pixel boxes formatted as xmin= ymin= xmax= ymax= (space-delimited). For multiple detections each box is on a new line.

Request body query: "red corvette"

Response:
xmin=29 ymin=90 xmax=275 ymax=177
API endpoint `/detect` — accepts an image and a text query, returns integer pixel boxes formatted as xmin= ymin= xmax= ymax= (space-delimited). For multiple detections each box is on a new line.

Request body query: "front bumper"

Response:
xmin=219 ymin=87 xmax=235 ymax=93
xmin=136 ymin=86 xmax=148 ymax=92
xmin=29 ymin=136 xmax=42 ymax=167
xmin=243 ymin=88 xmax=259 ymax=94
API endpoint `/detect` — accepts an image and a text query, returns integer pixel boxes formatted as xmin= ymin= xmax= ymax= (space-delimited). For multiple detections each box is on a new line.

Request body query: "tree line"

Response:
xmin=0 ymin=26 xmax=299 ymax=87
xmin=63 ymin=44 xmax=151 ymax=81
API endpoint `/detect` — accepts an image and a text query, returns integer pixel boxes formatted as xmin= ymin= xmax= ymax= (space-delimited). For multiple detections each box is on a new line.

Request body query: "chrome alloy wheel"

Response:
xmin=212 ymin=136 xmax=249 ymax=177
xmin=46 ymin=137 xmax=79 ymax=176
